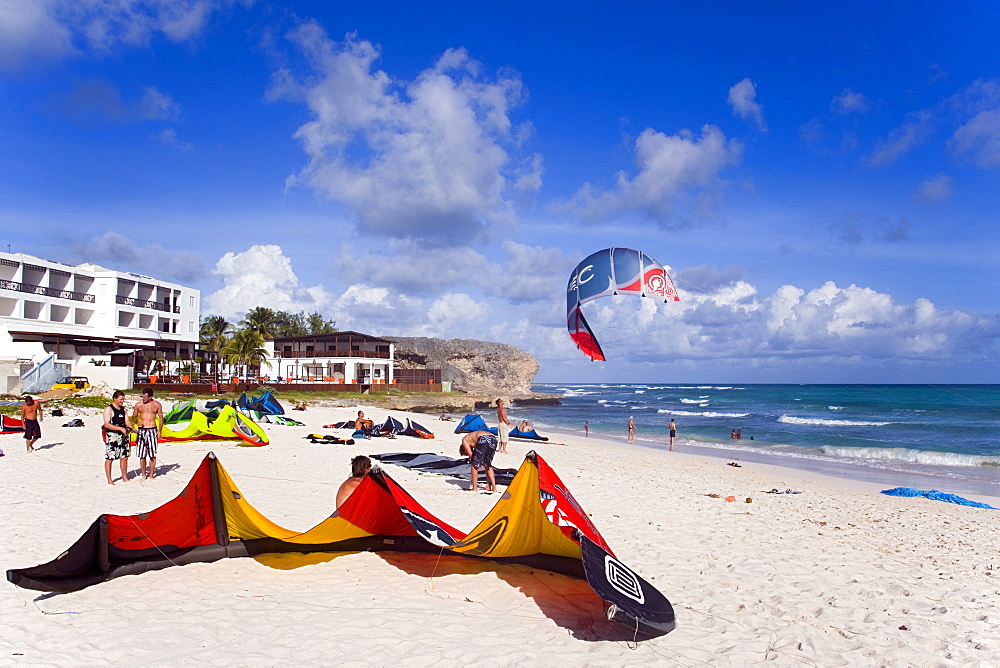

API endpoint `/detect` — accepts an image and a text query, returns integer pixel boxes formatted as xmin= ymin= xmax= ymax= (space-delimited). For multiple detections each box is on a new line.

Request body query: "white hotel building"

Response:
xmin=0 ymin=251 xmax=200 ymax=393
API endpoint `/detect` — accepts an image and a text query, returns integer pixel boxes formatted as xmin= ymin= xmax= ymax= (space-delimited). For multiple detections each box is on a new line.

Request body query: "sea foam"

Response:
xmin=779 ymin=415 xmax=892 ymax=427
xmin=658 ymin=409 xmax=750 ymax=418
xmin=820 ymin=446 xmax=1000 ymax=468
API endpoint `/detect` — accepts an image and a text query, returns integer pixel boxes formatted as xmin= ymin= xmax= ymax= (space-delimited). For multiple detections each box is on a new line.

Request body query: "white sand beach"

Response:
xmin=2 ymin=401 xmax=999 ymax=665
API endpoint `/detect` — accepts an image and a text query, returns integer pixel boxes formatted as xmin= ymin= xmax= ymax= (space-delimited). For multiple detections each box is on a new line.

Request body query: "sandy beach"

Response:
xmin=2 ymin=401 xmax=999 ymax=665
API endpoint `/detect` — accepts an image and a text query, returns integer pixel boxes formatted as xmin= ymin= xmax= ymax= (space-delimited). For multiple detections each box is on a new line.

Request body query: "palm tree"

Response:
xmin=240 ymin=306 xmax=279 ymax=339
xmin=199 ymin=315 xmax=234 ymax=352
xmin=220 ymin=329 xmax=271 ymax=378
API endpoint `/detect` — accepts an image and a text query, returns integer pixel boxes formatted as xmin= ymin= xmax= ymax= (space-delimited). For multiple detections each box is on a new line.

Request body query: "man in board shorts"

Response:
xmin=103 ymin=390 xmax=132 ymax=484
xmin=460 ymin=430 xmax=497 ymax=492
xmin=20 ymin=395 xmax=42 ymax=452
xmin=131 ymin=388 xmax=163 ymax=479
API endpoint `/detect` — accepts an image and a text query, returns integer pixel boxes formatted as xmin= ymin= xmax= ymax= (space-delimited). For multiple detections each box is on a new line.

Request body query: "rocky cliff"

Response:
xmin=386 ymin=336 xmax=555 ymax=403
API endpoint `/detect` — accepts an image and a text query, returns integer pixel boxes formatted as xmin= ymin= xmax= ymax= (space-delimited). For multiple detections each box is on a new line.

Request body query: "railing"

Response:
xmin=115 ymin=295 xmax=179 ymax=313
xmin=21 ymin=354 xmax=63 ymax=394
xmin=0 ymin=280 xmax=96 ymax=303
xmin=273 ymin=350 xmax=390 ymax=359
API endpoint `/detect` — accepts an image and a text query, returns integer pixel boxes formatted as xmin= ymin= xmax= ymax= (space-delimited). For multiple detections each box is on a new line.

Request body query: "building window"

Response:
xmin=189 ymin=295 xmax=195 ymax=307
xmin=188 ymin=321 xmax=194 ymax=333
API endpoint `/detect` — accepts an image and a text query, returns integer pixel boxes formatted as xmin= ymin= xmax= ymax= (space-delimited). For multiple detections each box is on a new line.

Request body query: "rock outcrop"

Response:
xmin=386 ymin=336 xmax=556 ymax=403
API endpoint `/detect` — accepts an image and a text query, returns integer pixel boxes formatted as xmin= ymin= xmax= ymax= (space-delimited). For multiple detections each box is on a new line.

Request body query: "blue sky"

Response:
xmin=2 ymin=0 xmax=999 ymax=383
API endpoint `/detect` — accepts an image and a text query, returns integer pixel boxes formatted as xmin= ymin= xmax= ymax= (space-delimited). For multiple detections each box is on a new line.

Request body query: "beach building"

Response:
xmin=263 ymin=332 xmax=395 ymax=385
xmin=0 ymin=251 xmax=200 ymax=393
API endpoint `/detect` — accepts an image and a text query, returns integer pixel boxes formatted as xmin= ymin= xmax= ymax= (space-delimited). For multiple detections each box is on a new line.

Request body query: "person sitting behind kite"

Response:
xmin=518 ymin=420 xmax=530 ymax=432
xmin=354 ymin=410 xmax=374 ymax=431
xmin=336 ymin=455 xmax=372 ymax=508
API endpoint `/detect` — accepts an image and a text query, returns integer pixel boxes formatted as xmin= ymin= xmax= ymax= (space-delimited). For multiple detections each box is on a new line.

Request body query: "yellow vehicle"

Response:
xmin=51 ymin=376 xmax=90 ymax=391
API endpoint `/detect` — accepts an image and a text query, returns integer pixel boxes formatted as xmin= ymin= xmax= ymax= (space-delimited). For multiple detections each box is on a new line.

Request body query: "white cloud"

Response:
xmin=0 ymin=0 xmax=248 ymax=69
xmin=203 ymin=245 xmax=333 ymax=318
xmin=52 ymin=79 xmax=181 ymax=125
xmin=916 ymin=173 xmax=953 ymax=202
xmin=154 ymin=127 xmax=193 ymax=151
xmin=830 ymin=88 xmax=871 ymax=114
xmin=558 ymin=125 xmax=742 ymax=224
xmin=867 ymin=110 xmax=934 ymax=166
xmin=949 ymin=108 xmax=1000 ymax=167
xmin=727 ymin=78 xmax=766 ymax=131
xmin=273 ymin=24 xmax=532 ymax=241
xmin=73 ymin=231 xmax=205 ymax=283
xmin=525 ymin=277 xmax=999 ymax=370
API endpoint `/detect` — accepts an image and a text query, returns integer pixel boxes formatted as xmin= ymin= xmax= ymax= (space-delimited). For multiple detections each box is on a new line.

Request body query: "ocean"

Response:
xmin=512 ymin=384 xmax=1000 ymax=497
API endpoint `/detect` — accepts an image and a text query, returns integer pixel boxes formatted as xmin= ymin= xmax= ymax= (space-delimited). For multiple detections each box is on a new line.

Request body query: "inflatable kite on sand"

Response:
xmin=7 ymin=451 xmax=675 ymax=636
xmin=160 ymin=400 xmax=268 ymax=446
xmin=567 ymin=247 xmax=679 ymax=361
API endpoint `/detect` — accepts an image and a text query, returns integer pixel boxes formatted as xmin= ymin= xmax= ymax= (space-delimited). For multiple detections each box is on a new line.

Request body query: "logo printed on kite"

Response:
xmin=644 ymin=268 xmax=666 ymax=296
xmin=604 ymin=554 xmax=645 ymax=604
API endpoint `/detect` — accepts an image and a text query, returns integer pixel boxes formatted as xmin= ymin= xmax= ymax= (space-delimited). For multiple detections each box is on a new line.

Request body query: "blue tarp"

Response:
xmin=880 ymin=487 xmax=997 ymax=510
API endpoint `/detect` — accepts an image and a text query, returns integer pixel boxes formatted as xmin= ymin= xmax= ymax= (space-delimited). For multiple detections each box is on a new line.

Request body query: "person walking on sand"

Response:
xmin=627 ymin=416 xmax=635 ymax=443
xmin=131 ymin=388 xmax=163 ymax=479
xmin=496 ymin=398 xmax=510 ymax=454
xmin=336 ymin=455 xmax=372 ymax=508
xmin=103 ymin=390 xmax=132 ymax=484
xmin=20 ymin=395 xmax=42 ymax=452
xmin=584 ymin=420 xmax=589 ymax=437
xmin=668 ymin=419 xmax=677 ymax=451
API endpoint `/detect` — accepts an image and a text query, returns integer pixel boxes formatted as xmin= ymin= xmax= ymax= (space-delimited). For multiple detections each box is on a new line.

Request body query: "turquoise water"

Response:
xmin=512 ymin=384 xmax=1000 ymax=496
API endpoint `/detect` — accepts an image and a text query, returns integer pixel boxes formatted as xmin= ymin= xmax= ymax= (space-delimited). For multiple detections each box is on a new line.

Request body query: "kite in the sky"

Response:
xmin=567 ymin=248 xmax=679 ymax=361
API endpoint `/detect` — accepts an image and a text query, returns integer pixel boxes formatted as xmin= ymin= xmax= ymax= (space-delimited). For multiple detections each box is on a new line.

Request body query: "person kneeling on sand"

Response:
xmin=336 ymin=455 xmax=372 ymax=508
xmin=461 ymin=430 xmax=497 ymax=492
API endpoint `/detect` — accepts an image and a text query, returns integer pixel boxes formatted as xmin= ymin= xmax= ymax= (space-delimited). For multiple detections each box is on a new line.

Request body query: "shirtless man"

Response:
xmin=336 ymin=455 xmax=372 ymax=508
xmin=20 ymin=395 xmax=42 ymax=452
xmin=354 ymin=410 xmax=374 ymax=431
xmin=461 ymin=430 xmax=497 ymax=492
xmin=131 ymin=388 xmax=163 ymax=479
xmin=668 ymin=418 xmax=677 ymax=451
xmin=496 ymin=398 xmax=510 ymax=454
xmin=628 ymin=416 xmax=635 ymax=443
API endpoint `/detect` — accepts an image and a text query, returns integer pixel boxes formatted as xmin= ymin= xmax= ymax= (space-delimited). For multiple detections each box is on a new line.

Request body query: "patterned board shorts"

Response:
xmin=471 ymin=434 xmax=498 ymax=470
xmin=135 ymin=427 xmax=158 ymax=459
xmin=104 ymin=430 xmax=129 ymax=460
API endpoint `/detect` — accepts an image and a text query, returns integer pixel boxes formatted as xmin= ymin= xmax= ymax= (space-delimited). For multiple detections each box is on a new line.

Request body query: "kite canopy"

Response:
xmin=7 ymin=452 xmax=675 ymax=637
xmin=237 ymin=390 xmax=285 ymax=416
xmin=160 ymin=400 xmax=268 ymax=446
xmin=0 ymin=415 xmax=24 ymax=434
xmin=567 ymin=247 xmax=679 ymax=361
xmin=453 ymin=414 xmax=498 ymax=435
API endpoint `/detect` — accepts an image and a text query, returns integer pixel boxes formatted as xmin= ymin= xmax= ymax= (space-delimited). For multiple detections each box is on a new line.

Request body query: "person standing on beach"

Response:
xmin=584 ymin=420 xmax=589 ymax=437
xmin=131 ymin=388 xmax=163 ymax=479
xmin=20 ymin=395 xmax=42 ymax=452
xmin=496 ymin=398 xmax=510 ymax=454
xmin=627 ymin=416 xmax=635 ymax=443
xmin=461 ymin=430 xmax=497 ymax=492
xmin=668 ymin=419 xmax=677 ymax=451
xmin=336 ymin=455 xmax=372 ymax=508
xmin=102 ymin=390 xmax=132 ymax=484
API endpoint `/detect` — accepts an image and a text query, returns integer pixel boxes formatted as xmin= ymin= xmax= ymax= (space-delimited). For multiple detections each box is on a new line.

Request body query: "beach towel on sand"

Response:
xmin=880 ymin=487 xmax=996 ymax=510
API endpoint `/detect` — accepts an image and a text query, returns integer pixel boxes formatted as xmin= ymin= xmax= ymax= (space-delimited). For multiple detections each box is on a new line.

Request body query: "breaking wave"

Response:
xmin=820 ymin=446 xmax=1000 ymax=468
xmin=658 ymin=409 xmax=750 ymax=418
xmin=779 ymin=415 xmax=892 ymax=427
